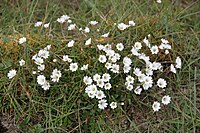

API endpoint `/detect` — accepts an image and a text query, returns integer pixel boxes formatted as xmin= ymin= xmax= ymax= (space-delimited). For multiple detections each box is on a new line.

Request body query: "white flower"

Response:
xmin=97 ymin=79 xmax=105 ymax=88
xmin=52 ymin=68 xmax=62 ymax=77
xmin=139 ymin=54 xmax=150 ymax=63
xmin=38 ymin=49 xmax=49 ymax=59
xmin=97 ymin=45 xmax=105 ymax=50
xmin=114 ymin=53 xmax=121 ymax=60
xmin=81 ymin=64 xmax=88 ymax=70
xmin=175 ymin=56 xmax=181 ymax=69
xmin=98 ymin=99 xmax=108 ymax=110
xmin=86 ymin=84 xmax=97 ymax=94
xmin=34 ymin=57 xmax=44 ymax=65
xmin=102 ymin=73 xmax=111 ymax=82
xmin=143 ymin=83 xmax=152 ymax=90
xmin=69 ymin=63 xmax=78 ymax=72
xmin=161 ymin=38 xmax=169 ymax=44
xmin=32 ymin=71 xmax=36 ymax=74
xmin=156 ymin=0 xmax=162 ymax=3
xmin=68 ymin=24 xmax=76 ymax=30
xmin=143 ymin=37 xmax=151 ymax=48
xmin=57 ymin=18 xmax=65 ymax=23
xmin=95 ymin=90 xmax=106 ymax=99
xmin=105 ymin=62 xmax=112 ymax=70
xmin=170 ymin=64 xmax=176 ymax=74
xmin=162 ymin=95 xmax=171 ymax=105
xmin=138 ymin=73 xmax=146 ymax=82
xmin=62 ymin=55 xmax=72 ymax=62
xmin=19 ymin=37 xmax=26 ymax=44
xmin=44 ymin=45 xmax=51 ymax=50
xmin=123 ymin=57 xmax=132 ymax=66
xmin=125 ymin=81 xmax=130 ymax=86
xmin=32 ymin=54 xmax=37 ymax=60
xmin=117 ymin=23 xmax=129 ymax=30
xmin=19 ymin=59 xmax=25 ymax=66
xmin=84 ymin=27 xmax=90 ymax=33
xmin=44 ymin=23 xmax=50 ymax=28
xmin=92 ymin=74 xmax=100 ymax=82
xmin=7 ymin=69 xmax=17 ymax=79
xmin=51 ymin=69 xmax=62 ymax=82
xmin=157 ymin=78 xmax=167 ymax=88
xmin=165 ymin=44 xmax=171 ymax=49
xmin=104 ymin=44 xmax=112 ymax=51
xmin=126 ymin=75 xmax=134 ymax=84
xmin=67 ymin=40 xmax=75 ymax=47
xmin=41 ymin=81 xmax=50 ymax=90
xmin=159 ymin=39 xmax=171 ymax=50
xmin=85 ymin=85 xmax=92 ymax=93
xmin=151 ymin=62 xmax=162 ymax=71
xmin=90 ymin=85 xmax=98 ymax=94
xmin=123 ymin=65 xmax=131 ymax=73
xmin=144 ymin=76 xmax=153 ymax=84
xmin=32 ymin=53 xmax=39 ymax=59
xmin=152 ymin=101 xmax=161 ymax=112
xmin=38 ymin=64 xmax=45 ymax=71
xmin=128 ymin=21 xmax=135 ymax=26
xmin=134 ymin=42 xmax=142 ymax=50
xmin=145 ymin=68 xmax=153 ymax=76
xmin=88 ymin=92 xmax=95 ymax=98
xmin=57 ymin=15 xmax=70 ymax=23
xmin=150 ymin=45 xmax=159 ymax=54
xmin=101 ymin=32 xmax=109 ymax=38
xmin=133 ymin=68 xmax=142 ymax=76
xmin=126 ymin=84 xmax=133 ymax=91
xmin=131 ymin=47 xmax=140 ymax=56
xmin=165 ymin=50 xmax=169 ymax=55
xmin=110 ymin=102 xmax=117 ymax=109
xmin=111 ymin=64 xmax=120 ymax=73
xmin=98 ymin=55 xmax=107 ymax=63
xmin=106 ymin=50 xmax=115 ymax=58
xmin=109 ymin=56 xmax=117 ymax=63
xmin=53 ymin=59 xmax=57 ymax=62
xmin=159 ymin=44 xmax=164 ymax=49
xmin=61 ymin=15 xmax=70 ymax=20
xmin=116 ymin=43 xmax=124 ymax=51
xmin=37 ymin=75 xmax=46 ymax=85
xmin=134 ymin=86 xmax=142 ymax=95
xmin=79 ymin=28 xmax=83 ymax=31
xmin=89 ymin=21 xmax=98 ymax=25
xmin=83 ymin=76 xmax=93 ymax=85
xmin=68 ymin=58 xmax=72 ymax=62
xmin=35 ymin=21 xmax=42 ymax=27
xmin=85 ymin=38 xmax=92 ymax=45
xmin=67 ymin=19 xmax=72 ymax=23
xmin=104 ymin=83 xmax=112 ymax=90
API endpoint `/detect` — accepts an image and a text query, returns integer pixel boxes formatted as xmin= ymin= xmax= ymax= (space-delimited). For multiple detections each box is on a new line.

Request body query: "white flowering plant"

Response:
xmin=5 ymin=13 xmax=182 ymax=113
xmin=1 ymin=0 xmax=199 ymax=132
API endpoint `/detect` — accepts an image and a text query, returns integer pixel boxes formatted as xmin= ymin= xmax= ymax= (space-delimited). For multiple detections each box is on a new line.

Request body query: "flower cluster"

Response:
xmin=117 ymin=20 xmax=135 ymax=30
xmin=57 ymin=15 xmax=70 ymax=24
xmin=86 ymin=28 xmax=181 ymax=111
xmin=31 ymin=45 xmax=86 ymax=90
xmin=83 ymin=73 xmax=117 ymax=109
xmin=32 ymin=45 xmax=51 ymax=90
xmin=7 ymin=14 xmax=182 ymax=112
xmin=35 ymin=21 xmax=50 ymax=28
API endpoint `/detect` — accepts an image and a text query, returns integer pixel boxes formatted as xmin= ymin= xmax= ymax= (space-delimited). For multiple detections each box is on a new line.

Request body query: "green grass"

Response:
xmin=0 ymin=0 xmax=200 ymax=132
